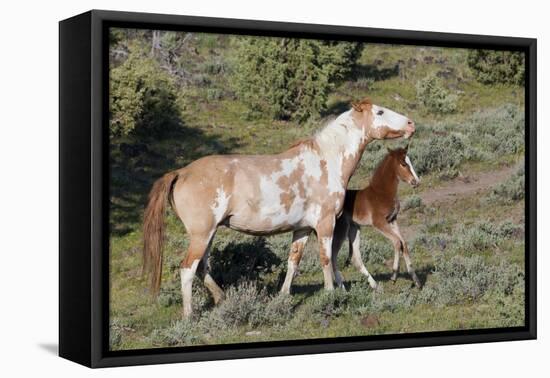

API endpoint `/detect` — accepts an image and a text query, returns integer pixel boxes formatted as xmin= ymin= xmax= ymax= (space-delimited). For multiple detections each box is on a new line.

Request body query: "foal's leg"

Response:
xmin=372 ymin=220 xmax=403 ymax=284
xmin=390 ymin=222 xmax=421 ymax=288
xmin=281 ymin=230 xmax=310 ymax=294
xmin=197 ymin=242 xmax=225 ymax=304
xmin=348 ymin=224 xmax=378 ymax=289
xmin=180 ymin=232 xmax=214 ymax=318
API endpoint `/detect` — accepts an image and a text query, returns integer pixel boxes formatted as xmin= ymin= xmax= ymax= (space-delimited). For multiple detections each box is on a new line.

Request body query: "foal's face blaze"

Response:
xmin=397 ymin=154 xmax=420 ymax=187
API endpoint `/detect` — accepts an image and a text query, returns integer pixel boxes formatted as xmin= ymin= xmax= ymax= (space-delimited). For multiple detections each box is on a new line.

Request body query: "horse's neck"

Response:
xmin=315 ymin=111 xmax=370 ymax=185
xmin=369 ymin=158 xmax=398 ymax=199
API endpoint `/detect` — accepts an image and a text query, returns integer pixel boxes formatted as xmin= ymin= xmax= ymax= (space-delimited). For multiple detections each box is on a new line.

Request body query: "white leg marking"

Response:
xmin=281 ymin=232 xmax=309 ymax=294
xmin=281 ymin=259 xmax=298 ymax=294
xmin=349 ymin=227 xmax=378 ymax=289
xmin=181 ymin=259 xmax=200 ymax=318
xmin=321 ymin=237 xmax=335 ymax=290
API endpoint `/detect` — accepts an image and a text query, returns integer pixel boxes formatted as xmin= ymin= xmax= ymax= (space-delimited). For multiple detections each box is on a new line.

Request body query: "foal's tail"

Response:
xmin=142 ymin=171 xmax=179 ymax=297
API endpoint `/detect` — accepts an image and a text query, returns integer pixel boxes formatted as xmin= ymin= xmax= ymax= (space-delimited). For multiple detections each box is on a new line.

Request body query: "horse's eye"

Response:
xmin=377 ymin=110 xmax=384 ymax=115
xmin=401 ymin=162 xmax=407 ymax=167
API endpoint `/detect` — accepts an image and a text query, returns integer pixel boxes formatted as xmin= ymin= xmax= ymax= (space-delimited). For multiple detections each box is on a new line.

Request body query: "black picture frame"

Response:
xmin=59 ymin=9 xmax=537 ymax=368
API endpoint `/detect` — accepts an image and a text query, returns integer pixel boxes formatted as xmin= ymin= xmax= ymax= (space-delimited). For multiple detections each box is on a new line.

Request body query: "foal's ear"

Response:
xmin=404 ymin=142 xmax=409 ymax=152
xmin=386 ymin=146 xmax=393 ymax=153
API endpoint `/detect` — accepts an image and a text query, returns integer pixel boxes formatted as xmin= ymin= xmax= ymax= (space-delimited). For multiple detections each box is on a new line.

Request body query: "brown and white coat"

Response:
xmin=142 ymin=99 xmax=415 ymax=318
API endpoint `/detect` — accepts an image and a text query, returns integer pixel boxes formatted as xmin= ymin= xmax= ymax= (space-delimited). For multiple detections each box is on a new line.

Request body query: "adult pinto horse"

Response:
xmin=143 ymin=98 xmax=415 ymax=318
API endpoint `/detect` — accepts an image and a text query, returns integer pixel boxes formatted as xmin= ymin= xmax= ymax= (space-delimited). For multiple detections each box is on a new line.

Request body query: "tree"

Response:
xmin=467 ymin=50 xmax=525 ymax=85
xmin=231 ymin=37 xmax=363 ymax=122
xmin=416 ymin=73 xmax=458 ymax=114
xmin=109 ymin=45 xmax=180 ymax=138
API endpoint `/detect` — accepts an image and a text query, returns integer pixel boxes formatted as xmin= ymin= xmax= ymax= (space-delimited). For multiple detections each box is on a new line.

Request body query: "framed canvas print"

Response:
xmin=59 ymin=10 xmax=537 ymax=368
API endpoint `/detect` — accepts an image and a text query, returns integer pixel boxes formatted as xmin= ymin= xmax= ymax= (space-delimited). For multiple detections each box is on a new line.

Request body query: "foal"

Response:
xmin=331 ymin=146 xmax=422 ymax=289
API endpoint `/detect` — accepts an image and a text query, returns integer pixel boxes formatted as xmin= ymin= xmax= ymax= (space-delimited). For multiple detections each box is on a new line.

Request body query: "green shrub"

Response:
xmin=487 ymin=285 xmax=525 ymax=327
xmin=354 ymin=76 xmax=375 ymax=90
xmin=231 ymin=37 xmax=362 ymax=122
xmin=467 ymin=49 xmax=525 ymax=85
xmin=199 ymin=282 xmax=294 ymax=330
xmin=109 ymin=46 xmax=180 ymax=137
xmin=307 ymin=288 xmax=351 ymax=318
xmin=409 ymin=133 xmax=474 ymax=175
xmin=200 ymin=281 xmax=263 ymax=329
xmin=249 ymin=293 xmax=294 ymax=327
xmin=464 ymin=105 xmax=525 ymax=156
xmin=402 ymin=195 xmax=423 ymax=211
xmin=490 ymin=166 xmax=525 ymax=203
xmin=206 ymin=88 xmax=224 ymax=101
xmin=371 ymin=287 xmax=416 ymax=313
xmin=416 ymin=73 xmax=458 ymax=114
xmin=455 ymin=222 xmax=501 ymax=252
xmin=149 ymin=319 xmax=200 ymax=346
xmin=201 ymin=59 xmax=228 ymax=75
xmin=361 ymin=238 xmax=393 ymax=266
xmin=109 ymin=319 xmax=123 ymax=349
xmin=346 ymin=281 xmax=376 ymax=312
xmin=454 ymin=221 xmax=523 ymax=252
xmin=306 ymin=282 xmax=377 ymax=318
xmin=418 ymin=255 xmax=523 ymax=307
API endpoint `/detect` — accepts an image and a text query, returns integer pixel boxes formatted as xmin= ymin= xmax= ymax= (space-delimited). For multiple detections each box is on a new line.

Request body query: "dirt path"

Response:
xmin=416 ymin=164 xmax=517 ymax=206
xmin=399 ymin=164 xmax=519 ymax=240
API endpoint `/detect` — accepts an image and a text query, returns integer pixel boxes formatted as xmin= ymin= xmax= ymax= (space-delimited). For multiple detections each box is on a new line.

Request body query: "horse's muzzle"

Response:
xmin=404 ymin=120 xmax=416 ymax=138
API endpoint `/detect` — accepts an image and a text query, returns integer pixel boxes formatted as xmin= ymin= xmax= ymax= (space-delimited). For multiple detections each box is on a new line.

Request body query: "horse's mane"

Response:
xmin=288 ymin=137 xmax=317 ymax=150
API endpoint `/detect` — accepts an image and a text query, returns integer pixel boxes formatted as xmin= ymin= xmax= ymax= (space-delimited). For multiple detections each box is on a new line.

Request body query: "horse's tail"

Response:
xmin=142 ymin=171 xmax=179 ymax=297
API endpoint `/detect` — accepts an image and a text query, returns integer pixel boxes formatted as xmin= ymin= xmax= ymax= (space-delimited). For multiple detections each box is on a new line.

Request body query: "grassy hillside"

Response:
xmin=108 ymin=32 xmax=525 ymax=350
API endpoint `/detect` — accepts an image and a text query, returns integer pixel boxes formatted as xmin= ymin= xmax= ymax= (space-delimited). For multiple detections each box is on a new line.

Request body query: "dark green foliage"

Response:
xmin=109 ymin=46 xmax=180 ymax=138
xmin=231 ymin=37 xmax=363 ymax=121
xmin=467 ymin=49 xmax=525 ymax=85
xmin=416 ymin=73 xmax=458 ymax=114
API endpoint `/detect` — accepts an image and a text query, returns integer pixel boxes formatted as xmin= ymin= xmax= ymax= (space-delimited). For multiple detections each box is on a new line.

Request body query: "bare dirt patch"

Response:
xmin=419 ymin=164 xmax=518 ymax=206
xmin=399 ymin=164 xmax=520 ymax=241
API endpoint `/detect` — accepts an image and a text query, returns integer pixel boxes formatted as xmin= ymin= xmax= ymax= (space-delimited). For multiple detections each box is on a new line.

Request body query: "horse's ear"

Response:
xmin=386 ymin=146 xmax=393 ymax=153
xmin=404 ymin=142 xmax=409 ymax=152
xmin=351 ymin=101 xmax=362 ymax=112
